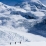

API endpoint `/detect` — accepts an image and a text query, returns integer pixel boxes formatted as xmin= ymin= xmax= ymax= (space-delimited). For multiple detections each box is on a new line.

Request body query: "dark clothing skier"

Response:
xmin=15 ymin=42 xmax=16 ymax=44
xmin=20 ymin=42 xmax=21 ymax=44
xmin=10 ymin=42 xmax=11 ymax=45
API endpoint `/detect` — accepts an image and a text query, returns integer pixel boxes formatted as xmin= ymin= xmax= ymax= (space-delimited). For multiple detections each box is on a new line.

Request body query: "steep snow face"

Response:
xmin=0 ymin=0 xmax=46 ymax=45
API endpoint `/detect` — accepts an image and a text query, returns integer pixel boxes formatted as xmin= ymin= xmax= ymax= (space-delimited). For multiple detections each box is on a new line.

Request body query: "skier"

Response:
xmin=15 ymin=42 xmax=16 ymax=44
xmin=20 ymin=42 xmax=21 ymax=44
xmin=10 ymin=42 xmax=11 ymax=45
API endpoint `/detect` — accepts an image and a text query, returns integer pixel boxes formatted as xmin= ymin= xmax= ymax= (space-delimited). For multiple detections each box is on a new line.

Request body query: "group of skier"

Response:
xmin=10 ymin=42 xmax=21 ymax=45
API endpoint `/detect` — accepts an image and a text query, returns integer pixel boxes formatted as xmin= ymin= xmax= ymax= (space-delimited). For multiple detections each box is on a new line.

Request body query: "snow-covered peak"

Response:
xmin=0 ymin=2 xmax=7 ymax=7
xmin=0 ymin=2 xmax=3 ymax=5
xmin=0 ymin=2 xmax=8 ymax=11
xmin=18 ymin=0 xmax=46 ymax=11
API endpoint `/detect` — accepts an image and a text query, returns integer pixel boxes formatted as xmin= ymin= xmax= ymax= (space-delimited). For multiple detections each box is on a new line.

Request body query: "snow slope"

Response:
xmin=0 ymin=0 xmax=46 ymax=45
xmin=1 ymin=42 xmax=46 ymax=46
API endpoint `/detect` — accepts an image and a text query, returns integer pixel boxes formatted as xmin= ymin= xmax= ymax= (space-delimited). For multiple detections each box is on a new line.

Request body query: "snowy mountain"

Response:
xmin=0 ymin=0 xmax=46 ymax=45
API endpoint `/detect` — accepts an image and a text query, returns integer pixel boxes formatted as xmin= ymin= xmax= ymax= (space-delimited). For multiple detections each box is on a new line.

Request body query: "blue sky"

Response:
xmin=41 ymin=0 xmax=46 ymax=5
xmin=0 ymin=0 xmax=46 ymax=6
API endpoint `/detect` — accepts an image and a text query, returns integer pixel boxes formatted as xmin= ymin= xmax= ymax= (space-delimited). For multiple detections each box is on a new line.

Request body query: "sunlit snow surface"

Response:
xmin=0 ymin=42 xmax=46 ymax=46
xmin=0 ymin=0 xmax=46 ymax=46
